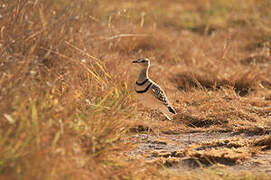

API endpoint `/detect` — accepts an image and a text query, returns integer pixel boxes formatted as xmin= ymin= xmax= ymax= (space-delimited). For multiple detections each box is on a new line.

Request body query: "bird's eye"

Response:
xmin=141 ymin=60 xmax=147 ymax=63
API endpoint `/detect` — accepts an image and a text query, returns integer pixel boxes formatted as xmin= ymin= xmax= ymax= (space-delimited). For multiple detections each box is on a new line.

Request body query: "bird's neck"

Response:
xmin=137 ymin=67 xmax=149 ymax=82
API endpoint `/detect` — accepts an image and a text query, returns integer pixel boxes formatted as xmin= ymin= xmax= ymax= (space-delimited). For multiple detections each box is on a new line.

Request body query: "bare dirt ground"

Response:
xmin=128 ymin=129 xmax=271 ymax=173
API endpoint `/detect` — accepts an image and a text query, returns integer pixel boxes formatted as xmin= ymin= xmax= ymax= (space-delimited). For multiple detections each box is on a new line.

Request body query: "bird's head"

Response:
xmin=132 ymin=58 xmax=150 ymax=68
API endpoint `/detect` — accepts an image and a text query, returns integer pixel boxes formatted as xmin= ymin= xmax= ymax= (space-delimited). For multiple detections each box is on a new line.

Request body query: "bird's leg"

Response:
xmin=147 ymin=110 xmax=154 ymax=139
xmin=147 ymin=109 xmax=158 ymax=138
xmin=154 ymin=109 xmax=161 ymax=137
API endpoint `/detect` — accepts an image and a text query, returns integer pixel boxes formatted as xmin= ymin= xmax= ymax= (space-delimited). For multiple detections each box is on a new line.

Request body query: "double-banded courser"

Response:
xmin=132 ymin=58 xmax=177 ymax=120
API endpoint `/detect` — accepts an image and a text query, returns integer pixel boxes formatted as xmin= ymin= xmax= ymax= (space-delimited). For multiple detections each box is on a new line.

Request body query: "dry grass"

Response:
xmin=1 ymin=0 xmax=271 ymax=179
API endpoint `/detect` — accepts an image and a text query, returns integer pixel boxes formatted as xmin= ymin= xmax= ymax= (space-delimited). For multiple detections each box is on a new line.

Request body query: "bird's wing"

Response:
xmin=150 ymin=83 xmax=169 ymax=106
xmin=151 ymin=82 xmax=177 ymax=115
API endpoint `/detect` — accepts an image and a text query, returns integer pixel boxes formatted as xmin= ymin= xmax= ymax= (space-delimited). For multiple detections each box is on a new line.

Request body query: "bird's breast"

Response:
xmin=135 ymin=81 xmax=152 ymax=93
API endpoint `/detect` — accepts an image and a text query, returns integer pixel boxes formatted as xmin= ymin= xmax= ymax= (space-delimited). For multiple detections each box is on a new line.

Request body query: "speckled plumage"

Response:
xmin=133 ymin=58 xmax=177 ymax=120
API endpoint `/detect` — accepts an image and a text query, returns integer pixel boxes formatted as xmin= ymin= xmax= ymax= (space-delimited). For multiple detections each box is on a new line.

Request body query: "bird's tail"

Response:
xmin=160 ymin=105 xmax=177 ymax=120
xmin=168 ymin=106 xmax=177 ymax=114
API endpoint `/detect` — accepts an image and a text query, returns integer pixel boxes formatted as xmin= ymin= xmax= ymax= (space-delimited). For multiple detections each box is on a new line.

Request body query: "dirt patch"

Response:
xmin=128 ymin=131 xmax=271 ymax=172
xmin=253 ymin=135 xmax=271 ymax=151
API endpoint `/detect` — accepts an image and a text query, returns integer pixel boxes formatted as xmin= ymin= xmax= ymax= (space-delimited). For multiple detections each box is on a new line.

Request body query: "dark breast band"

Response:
xmin=136 ymin=79 xmax=148 ymax=86
xmin=136 ymin=82 xmax=152 ymax=93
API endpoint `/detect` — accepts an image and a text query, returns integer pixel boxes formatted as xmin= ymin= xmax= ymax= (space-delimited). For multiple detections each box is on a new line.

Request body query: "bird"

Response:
xmin=132 ymin=58 xmax=177 ymax=120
